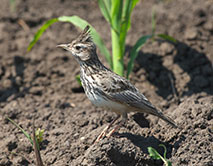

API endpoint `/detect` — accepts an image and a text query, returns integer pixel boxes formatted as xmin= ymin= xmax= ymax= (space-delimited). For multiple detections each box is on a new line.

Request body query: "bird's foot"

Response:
xmin=94 ymin=115 xmax=121 ymax=143
xmin=106 ymin=124 xmax=122 ymax=138
xmin=94 ymin=125 xmax=109 ymax=143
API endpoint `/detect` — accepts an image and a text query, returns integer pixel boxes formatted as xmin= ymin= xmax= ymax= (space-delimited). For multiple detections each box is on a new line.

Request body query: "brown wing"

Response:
xmin=97 ymin=73 xmax=178 ymax=128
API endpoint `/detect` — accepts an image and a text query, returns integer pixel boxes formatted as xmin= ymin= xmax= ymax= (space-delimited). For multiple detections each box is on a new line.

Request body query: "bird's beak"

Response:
xmin=56 ymin=44 xmax=69 ymax=50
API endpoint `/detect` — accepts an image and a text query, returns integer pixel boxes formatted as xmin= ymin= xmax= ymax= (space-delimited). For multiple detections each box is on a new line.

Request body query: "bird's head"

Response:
xmin=57 ymin=25 xmax=97 ymax=62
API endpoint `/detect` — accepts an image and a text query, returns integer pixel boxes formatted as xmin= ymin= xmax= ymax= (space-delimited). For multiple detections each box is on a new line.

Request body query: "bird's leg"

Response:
xmin=95 ymin=115 xmax=120 ymax=143
xmin=106 ymin=113 xmax=127 ymax=138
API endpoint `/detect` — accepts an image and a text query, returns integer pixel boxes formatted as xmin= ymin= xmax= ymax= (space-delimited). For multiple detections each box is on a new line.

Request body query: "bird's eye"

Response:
xmin=75 ymin=46 xmax=81 ymax=50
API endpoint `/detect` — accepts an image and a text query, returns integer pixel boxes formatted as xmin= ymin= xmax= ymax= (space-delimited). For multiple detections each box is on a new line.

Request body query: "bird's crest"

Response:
xmin=76 ymin=25 xmax=92 ymax=43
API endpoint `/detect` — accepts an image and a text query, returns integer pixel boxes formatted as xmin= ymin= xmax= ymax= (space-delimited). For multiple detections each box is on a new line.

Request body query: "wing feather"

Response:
xmin=95 ymin=73 xmax=178 ymax=128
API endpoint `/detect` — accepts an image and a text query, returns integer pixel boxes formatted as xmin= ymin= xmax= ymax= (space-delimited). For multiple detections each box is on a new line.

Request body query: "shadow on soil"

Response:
xmin=129 ymin=41 xmax=213 ymax=99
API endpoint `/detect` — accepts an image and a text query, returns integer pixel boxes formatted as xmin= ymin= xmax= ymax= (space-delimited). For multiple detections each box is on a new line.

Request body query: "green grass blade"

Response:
xmin=58 ymin=16 xmax=112 ymax=68
xmin=6 ymin=117 xmax=33 ymax=146
xmin=126 ymin=35 xmax=151 ymax=78
xmin=98 ymin=0 xmax=111 ymax=23
xmin=157 ymin=34 xmax=177 ymax=43
xmin=33 ymin=124 xmax=44 ymax=166
xmin=27 ymin=18 xmax=58 ymax=51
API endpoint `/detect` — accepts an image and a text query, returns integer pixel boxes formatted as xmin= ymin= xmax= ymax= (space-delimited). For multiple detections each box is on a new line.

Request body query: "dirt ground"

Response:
xmin=0 ymin=0 xmax=213 ymax=165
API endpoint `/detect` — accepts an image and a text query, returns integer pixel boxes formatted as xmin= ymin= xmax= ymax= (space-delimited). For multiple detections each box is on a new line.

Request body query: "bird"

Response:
xmin=57 ymin=25 xmax=178 ymax=142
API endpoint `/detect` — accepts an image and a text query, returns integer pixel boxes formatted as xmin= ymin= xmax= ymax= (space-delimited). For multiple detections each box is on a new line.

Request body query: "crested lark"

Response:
xmin=57 ymin=26 xmax=178 ymax=142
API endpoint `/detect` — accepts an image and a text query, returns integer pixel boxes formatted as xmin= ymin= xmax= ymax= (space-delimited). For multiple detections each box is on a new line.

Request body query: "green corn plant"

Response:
xmin=28 ymin=0 xmax=176 ymax=79
xmin=7 ymin=117 xmax=44 ymax=166
xmin=148 ymin=144 xmax=172 ymax=166
xmin=7 ymin=117 xmax=44 ymax=146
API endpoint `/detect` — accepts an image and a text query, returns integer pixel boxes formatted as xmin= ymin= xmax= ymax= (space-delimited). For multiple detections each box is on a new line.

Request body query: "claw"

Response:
xmin=94 ymin=115 xmax=120 ymax=143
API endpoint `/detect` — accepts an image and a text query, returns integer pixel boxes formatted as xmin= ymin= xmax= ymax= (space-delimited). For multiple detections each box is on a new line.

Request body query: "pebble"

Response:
xmin=204 ymin=21 xmax=213 ymax=31
xmin=80 ymin=136 xmax=86 ymax=141
xmin=184 ymin=28 xmax=198 ymax=40
xmin=2 ymin=79 xmax=12 ymax=89
xmin=29 ymin=86 xmax=43 ymax=95
xmin=160 ymin=42 xmax=174 ymax=55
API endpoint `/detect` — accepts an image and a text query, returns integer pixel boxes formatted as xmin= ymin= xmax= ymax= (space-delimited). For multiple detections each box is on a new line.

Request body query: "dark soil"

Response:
xmin=0 ymin=0 xmax=213 ymax=165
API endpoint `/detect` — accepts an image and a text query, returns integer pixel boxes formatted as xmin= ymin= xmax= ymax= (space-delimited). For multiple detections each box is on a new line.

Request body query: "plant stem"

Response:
xmin=111 ymin=29 xmax=124 ymax=76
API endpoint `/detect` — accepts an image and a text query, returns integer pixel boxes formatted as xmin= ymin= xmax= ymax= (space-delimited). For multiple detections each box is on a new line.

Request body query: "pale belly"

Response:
xmin=85 ymin=89 xmax=127 ymax=115
xmin=81 ymin=74 xmax=128 ymax=115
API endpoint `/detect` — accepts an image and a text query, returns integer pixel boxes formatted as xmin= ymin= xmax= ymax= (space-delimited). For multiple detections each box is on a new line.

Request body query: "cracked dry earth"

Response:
xmin=0 ymin=0 xmax=213 ymax=166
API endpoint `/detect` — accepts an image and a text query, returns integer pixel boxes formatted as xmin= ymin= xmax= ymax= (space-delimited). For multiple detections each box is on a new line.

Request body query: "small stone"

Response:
xmin=184 ymin=28 xmax=198 ymax=40
xmin=160 ymin=43 xmax=174 ymax=55
xmin=2 ymin=79 xmax=12 ymax=89
xmin=15 ymin=76 xmax=22 ymax=85
xmin=29 ymin=86 xmax=43 ymax=96
xmin=80 ymin=136 xmax=86 ymax=141
xmin=65 ymin=140 xmax=71 ymax=147
xmin=204 ymin=21 xmax=213 ymax=31
xmin=74 ymin=133 xmax=79 ymax=138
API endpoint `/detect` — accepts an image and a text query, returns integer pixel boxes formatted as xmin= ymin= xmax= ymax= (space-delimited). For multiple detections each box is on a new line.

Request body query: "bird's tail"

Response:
xmin=134 ymin=100 xmax=178 ymax=128
xmin=145 ymin=107 xmax=178 ymax=128
xmin=155 ymin=110 xmax=178 ymax=128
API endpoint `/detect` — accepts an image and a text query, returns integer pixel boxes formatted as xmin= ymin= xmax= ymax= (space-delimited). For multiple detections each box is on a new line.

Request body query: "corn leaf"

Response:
xmin=98 ymin=0 xmax=118 ymax=33
xmin=120 ymin=0 xmax=139 ymax=58
xmin=119 ymin=0 xmax=132 ymax=49
xmin=126 ymin=35 xmax=151 ymax=78
xmin=27 ymin=16 xmax=112 ymax=68
xmin=122 ymin=0 xmax=139 ymax=31
xmin=111 ymin=0 xmax=123 ymax=31
xmin=27 ymin=18 xmax=58 ymax=51
xmin=6 ymin=117 xmax=33 ymax=146
xmin=157 ymin=34 xmax=177 ymax=43
xmin=98 ymin=0 xmax=111 ymax=24
xmin=58 ymin=16 xmax=112 ymax=68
